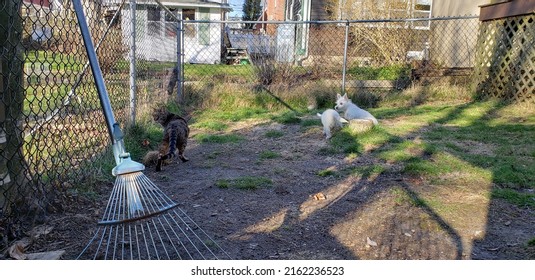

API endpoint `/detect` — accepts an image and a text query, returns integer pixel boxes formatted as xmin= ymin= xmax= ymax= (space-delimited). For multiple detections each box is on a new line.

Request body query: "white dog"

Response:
xmin=317 ymin=109 xmax=348 ymax=139
xmin=334 ymin=93 xmax=378 ymax=125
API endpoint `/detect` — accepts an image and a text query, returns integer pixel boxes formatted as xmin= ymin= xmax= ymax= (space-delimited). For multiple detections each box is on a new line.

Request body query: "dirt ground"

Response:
xmin=25 ymin=116 xmax=535 ymax=260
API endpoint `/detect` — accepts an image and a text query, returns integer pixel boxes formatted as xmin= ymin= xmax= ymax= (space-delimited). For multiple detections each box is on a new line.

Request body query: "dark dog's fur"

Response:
xmin=152 ymin=106 xmax=189 ymax=171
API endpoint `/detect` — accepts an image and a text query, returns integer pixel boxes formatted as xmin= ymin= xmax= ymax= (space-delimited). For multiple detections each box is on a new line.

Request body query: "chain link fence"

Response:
xmin=3 ymin=0 xmax=529 ymax=255
xmin=0 ymin=0 xmax=173 ymax=250
xmin=174 ymin=16 xmax=480 ymax=109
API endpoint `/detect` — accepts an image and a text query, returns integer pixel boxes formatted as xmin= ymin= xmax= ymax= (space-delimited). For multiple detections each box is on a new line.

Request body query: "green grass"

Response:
xmin=216 ymin=176 xmax=273 ymax=190
xmin=184 ymin=63 xmax=256 ymax=81
xmin=192 ymin=120 xmax=229 ymax=131
xmin=301 ymin=118 xmax=321 ymax=127
xmin=271 ymin=111 xmax=301 ymax=124
xmin=25 ymin=50 xmax=83 ymax=72
xmin=264 ymin=130 xmax=284 ymax=138
xmin=391 ymin=187 xmax=426 ymax=207
xmin=317 ymin=169 xmax=336 ymax=177
xmin=123 ymin=122 xmax=163 ymax=161
xmin=491 ymin=189 xmax=535 ymax=208
xmin=259 ymin=150 xmax=280 ymax=160
xmin=347 ymin=64 xmax=411 ymax=80
xmin=199 ymin=107 xmax=269 ymax=122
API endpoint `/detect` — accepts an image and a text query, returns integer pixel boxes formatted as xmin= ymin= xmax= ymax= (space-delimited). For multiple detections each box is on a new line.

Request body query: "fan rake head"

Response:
xmin=77 ymin=172 xmax=231 ymax=260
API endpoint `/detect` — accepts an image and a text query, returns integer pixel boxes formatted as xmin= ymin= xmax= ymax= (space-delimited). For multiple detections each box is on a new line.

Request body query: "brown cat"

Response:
xmin=152 ymin=106 xmax=189 ymax=171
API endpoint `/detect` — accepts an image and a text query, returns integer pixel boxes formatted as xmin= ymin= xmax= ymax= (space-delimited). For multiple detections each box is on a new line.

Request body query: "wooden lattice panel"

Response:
xmin=474 ymin=14 xmax=534 ymax=104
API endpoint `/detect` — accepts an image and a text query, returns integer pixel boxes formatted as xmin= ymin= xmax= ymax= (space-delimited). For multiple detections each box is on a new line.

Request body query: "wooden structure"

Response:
xmin=474 ymin=0 xmax=535 ymax=103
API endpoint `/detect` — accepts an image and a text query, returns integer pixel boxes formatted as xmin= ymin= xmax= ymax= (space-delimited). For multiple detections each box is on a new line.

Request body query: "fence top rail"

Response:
xmin=183 ymin=16 xmax=479 ymax=24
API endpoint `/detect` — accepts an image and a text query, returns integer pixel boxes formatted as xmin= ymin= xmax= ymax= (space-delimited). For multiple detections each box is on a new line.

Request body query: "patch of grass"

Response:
xmin=491 ymin=189 xmax=535 ymax=208
xmin=259 ymin=150 xmax=280 ymax=160
xmin=272 ymin=111 xmax=301 ymax=124
xmin=198 ymin=107 xmax=269 ymax=122
xmin=391 ymin=187 xmax=426 ymax=207
xmin=216 ymin=176 xmax=273 ymax=190
xmin=329 ymin=126 xmax=399 ymax=155
xmin=347 ymin=165 xmax=386 ymax=178
xmin=402 ymin=151 xmax=491 ymax=180
xmin=192 ymin=120 xmax=229 ymax=131
xmin=317 ymin=146 xmax=340 ymax=156
xmin=528 ymin=237 xmax=535 ymax=247
xmin=184 ymin=63 xmax=256 ymax=82
xmin=317 ymin=169 xmax=336 ymax=177
xmin=301 ymin=118 xmax=321 ymax=127
xmin=123 ymin=122 xmax=163 ymax=161
xmin=378 ymin=141 xmax=433 ymax=162
xmin=195 ymin=133 xmax=244 ymax=144
xmin=329 ymin=131 xmax=363 ymax=154
xmin=264 ymin=130 xmax=284 ymax=138
xmin=347 ymin=64 xmax=411 ymax=80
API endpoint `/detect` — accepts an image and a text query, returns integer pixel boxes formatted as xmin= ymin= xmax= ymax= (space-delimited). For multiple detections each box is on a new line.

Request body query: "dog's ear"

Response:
xmin=343 ymin=93 xmax=349 ymax=101
xmin=336 ymin=93 xmax=342 ymax=99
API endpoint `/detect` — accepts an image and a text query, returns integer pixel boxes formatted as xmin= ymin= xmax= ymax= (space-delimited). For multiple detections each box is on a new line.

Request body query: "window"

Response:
xmin=412 ymin=0 xmax=432 ymax=29
xmin=198 ymin=8 xmax=210 ymax=45
xmin=183 ymin=9 xmax=196 ymax=38
xmin=165 ymin=8 xmax=178 ymax=37
xmin=147 ymin=6 xmax=161 ymax=34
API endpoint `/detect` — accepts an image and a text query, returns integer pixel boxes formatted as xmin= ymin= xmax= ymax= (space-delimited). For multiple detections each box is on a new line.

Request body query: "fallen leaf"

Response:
xmin=26 ymin=250 xmax=65 ymax=260
xmin=8 ymin=243 xmax=27 ymax=260
xmin=366 ymin=237 xmax=377 ymax=247
xmin=313 ymin=193 xmax=326 ymax=200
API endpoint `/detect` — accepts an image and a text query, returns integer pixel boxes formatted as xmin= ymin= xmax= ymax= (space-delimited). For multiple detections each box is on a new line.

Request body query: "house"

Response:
xmin=430 ymin=0 xmax=491 ymax=68
xmin=259 ymin=1 xmax=498 ymax=68
xmin=256 ymin=0 xmax=436 ymax=65
xmin=110 ymin=0 xmax=231 ymax=63
xmin=325 ymin=0 xmax=492 ymax=67
xmin=251 ymin=0 xmax=329 ymax=63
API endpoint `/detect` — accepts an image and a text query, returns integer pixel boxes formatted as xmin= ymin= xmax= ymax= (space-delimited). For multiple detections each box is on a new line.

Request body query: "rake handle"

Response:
xmin=72 ymin=0 xmax=117 ymax=143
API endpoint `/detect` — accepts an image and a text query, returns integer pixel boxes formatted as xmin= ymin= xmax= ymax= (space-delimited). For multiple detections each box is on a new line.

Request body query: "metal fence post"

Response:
xmin=129 ymin=0 xmax=136 ymax=124
xmin=342 ymin=20 xmax=350 ymax=94
xmin=176 ymin=19 xmax=184 ymax=103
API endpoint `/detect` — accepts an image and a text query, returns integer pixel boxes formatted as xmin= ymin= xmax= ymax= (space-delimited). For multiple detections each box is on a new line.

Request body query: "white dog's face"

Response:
xmin=335 ymin=93 xmax=349 ymax=111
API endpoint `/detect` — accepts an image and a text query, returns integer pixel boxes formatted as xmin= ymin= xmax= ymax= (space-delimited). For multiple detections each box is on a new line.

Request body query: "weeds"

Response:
xmin=216 ymin=176 xmax=273 ymax=190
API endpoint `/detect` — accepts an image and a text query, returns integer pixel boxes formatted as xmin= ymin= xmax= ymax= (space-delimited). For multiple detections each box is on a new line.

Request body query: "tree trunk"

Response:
xmin=1 ymin=0 xmax=30 ymax=247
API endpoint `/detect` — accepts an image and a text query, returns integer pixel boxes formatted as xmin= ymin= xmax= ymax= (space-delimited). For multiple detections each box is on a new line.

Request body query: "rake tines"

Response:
xmin=77 ymin=172 xmax=231 ymax=260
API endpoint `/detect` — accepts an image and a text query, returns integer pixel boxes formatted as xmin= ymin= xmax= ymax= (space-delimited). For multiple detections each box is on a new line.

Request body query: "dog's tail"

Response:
xmin=340 ymin=117 xmax=349 ymax=124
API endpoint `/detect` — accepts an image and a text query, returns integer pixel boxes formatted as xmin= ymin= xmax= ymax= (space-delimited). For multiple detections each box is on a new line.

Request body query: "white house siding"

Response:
xmin=185 ymin=10 xmax=223 ymax=64
xmin=122 ymin=5 xmax=222 ymax=64
xmin=430 ymin=0 xmax=490 ymax=68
